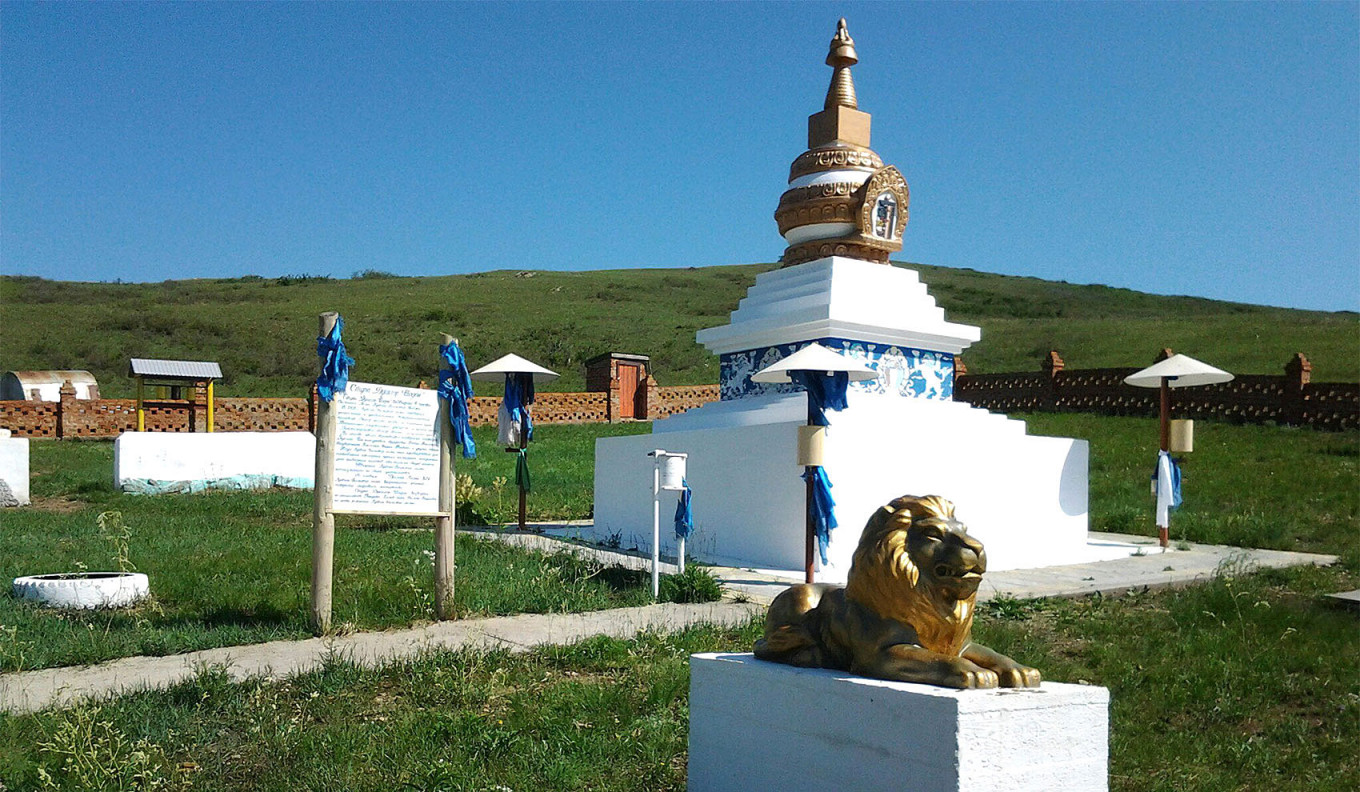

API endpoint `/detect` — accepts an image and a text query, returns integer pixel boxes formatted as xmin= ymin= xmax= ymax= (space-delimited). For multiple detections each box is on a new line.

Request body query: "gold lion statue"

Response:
xmin=754 ymin=495 xmax=1041 ymax=689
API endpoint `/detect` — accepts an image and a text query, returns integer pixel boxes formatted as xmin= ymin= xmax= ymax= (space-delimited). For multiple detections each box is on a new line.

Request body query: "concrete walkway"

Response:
xmin=1 ymin=527 xmax=1334 ymax=716
xmin=483 ymin=525 xmax=1338 ymax=606
xmin=0 ymin=601 xmax=762 ymax=716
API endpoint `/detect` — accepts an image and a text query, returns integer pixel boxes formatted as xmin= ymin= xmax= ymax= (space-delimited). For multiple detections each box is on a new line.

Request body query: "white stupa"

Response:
xmin=592 ymin=20 xmax=1104 ymax=581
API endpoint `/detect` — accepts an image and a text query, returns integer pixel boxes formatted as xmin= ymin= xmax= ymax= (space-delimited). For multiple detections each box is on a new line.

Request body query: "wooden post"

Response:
xmin=206 ymin=381 xmax=215 ymax=433
xmin=311 ymin=312 xmax=339 ymax=634
xmin=517 ymin=428 xmax=528 ymax=531
xmin=805 ymin=474 xmax=815 ymax=584
xmin=1158 ymin=376 xmax=1170 ymax=548
xmin=434 ymin=334 xmax=457 ymax=620
xmin=804 ymin=397 xmax=816 ymax=584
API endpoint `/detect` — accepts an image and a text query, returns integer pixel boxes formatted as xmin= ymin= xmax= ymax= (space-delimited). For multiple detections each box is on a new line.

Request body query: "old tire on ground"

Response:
xmin=12 ymin=572 xmax=150 ymax=609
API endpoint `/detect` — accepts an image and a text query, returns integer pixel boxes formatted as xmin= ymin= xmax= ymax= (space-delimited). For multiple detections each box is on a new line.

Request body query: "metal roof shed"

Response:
xmin=1 ymin=370 xmax=100 ymax=402
xmin=128 ymin=358 xmax=224 ymax=432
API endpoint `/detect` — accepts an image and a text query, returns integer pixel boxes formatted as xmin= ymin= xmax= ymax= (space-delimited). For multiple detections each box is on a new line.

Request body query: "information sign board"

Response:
xmin=331 ymin=381 xmax=442 ymax=515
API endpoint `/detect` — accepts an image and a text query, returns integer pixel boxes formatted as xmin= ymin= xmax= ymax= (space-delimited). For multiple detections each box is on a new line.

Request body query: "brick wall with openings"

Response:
xmin=954 ymin=351 xmax=1357 ymax=431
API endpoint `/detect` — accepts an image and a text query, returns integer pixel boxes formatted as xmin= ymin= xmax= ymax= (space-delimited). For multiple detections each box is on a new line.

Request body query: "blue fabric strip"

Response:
xmin=315 ymin=317 xmax=354 ymax=402
xmin=789 ymin=370 xmax=849 ymax=426
xmin=802 ymin=466 xmax=837 ymax=565
xmin=437 ymin=340 xmax=477 ymax=459
xmin=504 ymin=373 xmax=535 ymax=442
xmin=1152 ymin=450 xmax=1184 ymax=509
xmin=674 ymin=479 xmax=693 ymax=540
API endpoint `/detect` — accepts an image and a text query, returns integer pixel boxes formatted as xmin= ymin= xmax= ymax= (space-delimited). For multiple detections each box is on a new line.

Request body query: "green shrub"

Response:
xmin=659 ymin=566 xmax=723 ymax=603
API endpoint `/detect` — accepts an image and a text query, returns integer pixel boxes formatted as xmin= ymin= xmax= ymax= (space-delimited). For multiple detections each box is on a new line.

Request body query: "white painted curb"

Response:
xmin=12 ymin=572 xmax=150 ymax=609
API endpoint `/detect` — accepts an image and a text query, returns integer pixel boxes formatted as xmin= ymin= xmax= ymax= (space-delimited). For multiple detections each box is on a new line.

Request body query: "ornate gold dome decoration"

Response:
xmin=788 ymin=145 xmax=883 ymax=182
xmin=857 ymin=166 xmax=909 ymax=247
xmin=776 ymin=19 xmax=909 ymax=267
xmin=781 ymin=239 xmax=893 ymax=267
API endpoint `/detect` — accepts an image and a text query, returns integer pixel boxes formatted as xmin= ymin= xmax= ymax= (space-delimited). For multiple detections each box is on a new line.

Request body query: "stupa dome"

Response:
xmin=775 ymin=19 xmax=909 ymax=267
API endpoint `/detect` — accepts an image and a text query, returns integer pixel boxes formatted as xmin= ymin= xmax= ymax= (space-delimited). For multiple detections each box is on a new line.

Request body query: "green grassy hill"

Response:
xmin=1 ymin=263 xmax=1354 ymax=398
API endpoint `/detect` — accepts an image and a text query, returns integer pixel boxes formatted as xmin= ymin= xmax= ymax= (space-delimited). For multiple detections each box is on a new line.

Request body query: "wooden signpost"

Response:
xmin=311 ymin=313 xmax=458 ymax=633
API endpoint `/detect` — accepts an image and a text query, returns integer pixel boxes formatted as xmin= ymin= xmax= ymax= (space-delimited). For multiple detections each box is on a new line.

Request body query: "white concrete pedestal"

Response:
xmin=688 ymin=652 xmax=1108 ymax=792
xmin=0 ymin=433 xmax=30 ymax=506
xmin=114 ymin=431 xmax=314 ymax=493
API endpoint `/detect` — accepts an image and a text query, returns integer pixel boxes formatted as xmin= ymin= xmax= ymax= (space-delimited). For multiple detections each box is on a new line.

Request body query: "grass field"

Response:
xmin=0 ymin=423 xmax=667 ymax=672
xmin=2 ymin=263 xmax=1354 ymax=399
xmin=1 ymin=415 xmax=1356 ymax=790
xmin=2 ymin=562 xmax=1357 ymax=791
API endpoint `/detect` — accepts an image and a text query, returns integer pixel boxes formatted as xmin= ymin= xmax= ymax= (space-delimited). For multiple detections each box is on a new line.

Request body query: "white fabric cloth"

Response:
xmin=1155 ymin=451 xmax=1175 ymax=528
xmin=497 ymin=403 xmax=521 ymax=447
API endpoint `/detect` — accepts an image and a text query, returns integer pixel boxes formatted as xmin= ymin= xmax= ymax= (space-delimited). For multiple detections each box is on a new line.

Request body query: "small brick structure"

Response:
xmin=585 ymin=353 xmax=651 ymax=421
xmin=955 ymin=351 xmax=1358 ymax=431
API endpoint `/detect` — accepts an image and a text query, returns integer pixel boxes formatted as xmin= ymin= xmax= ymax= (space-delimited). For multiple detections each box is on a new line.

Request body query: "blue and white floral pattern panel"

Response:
xmin=719 ymin=338 xmax=955 ymax=401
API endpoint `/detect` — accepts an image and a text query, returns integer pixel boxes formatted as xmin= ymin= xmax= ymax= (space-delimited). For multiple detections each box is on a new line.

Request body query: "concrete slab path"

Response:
xmin=0 ymin=601 xmax=762 ymax=716
xmin=493 ymin=525 xmax=1337 ymax=606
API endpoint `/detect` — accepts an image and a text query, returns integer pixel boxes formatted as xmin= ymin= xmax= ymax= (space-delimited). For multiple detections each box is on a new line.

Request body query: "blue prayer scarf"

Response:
xmin=788 ymin=370 xmax=849 ymax=426
xmin=802 ymin=466 xmax=837 ymax=565
xmin=674 ymin=479 xmax=693 ymax=540
xmin=315 ymin=317 xmax=354 ymax=402
xmin=437 ymin=341 xmax=477 ymax=459
xmin=504 ymin=373 xmax=535 ymax=442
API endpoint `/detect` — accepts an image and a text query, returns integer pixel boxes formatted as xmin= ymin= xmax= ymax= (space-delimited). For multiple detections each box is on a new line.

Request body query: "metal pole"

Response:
xmin=311 ymin=312 xmax=339 ymax=634
xmin=652 ymin=456 xmax=661 ymax=599
xmin=678 ymin=533 xmax=686 ymax=574
xmin=434 ymin=334 xmax=456 ymax=620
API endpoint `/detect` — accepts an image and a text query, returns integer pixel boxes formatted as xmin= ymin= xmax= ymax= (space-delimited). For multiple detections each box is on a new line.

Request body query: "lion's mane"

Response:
xmin=843 ymin=495 xmax=976 ymax=657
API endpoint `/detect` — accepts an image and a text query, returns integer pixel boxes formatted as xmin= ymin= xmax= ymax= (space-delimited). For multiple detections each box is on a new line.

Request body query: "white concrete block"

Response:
xmin=688 ymin=653 xmax=1108 ymax=792
xmin=0 ymin=437 xmax=30 ymax=506
xmin=114 ymin=432 xmax=315 ymax=493
xmin=696 ymin=257 xmax=981 ymax=355
xmin=593 ymin=391 xmax=1091 ymax=579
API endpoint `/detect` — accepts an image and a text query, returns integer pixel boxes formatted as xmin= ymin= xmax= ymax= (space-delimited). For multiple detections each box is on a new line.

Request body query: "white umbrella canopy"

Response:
xmin=469 ymin=353 xmax=560 ymax=383
xmin=751 ymin=343 xmax=878 ymax=384
xmin=1124 ymin=354 xmax=1234 ymax=389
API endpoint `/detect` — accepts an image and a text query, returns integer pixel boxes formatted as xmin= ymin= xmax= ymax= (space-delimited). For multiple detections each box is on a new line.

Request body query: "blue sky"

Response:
xmin=3 ymin=2 xmax=1357 ymax=312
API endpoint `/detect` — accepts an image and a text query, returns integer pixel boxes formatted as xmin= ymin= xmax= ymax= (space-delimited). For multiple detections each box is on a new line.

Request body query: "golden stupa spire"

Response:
xmin=808 ymin=18 xmax=871 ymax=148
xmin=775 ymin=19 xmax=908 ymax=267
xmin=824 ymin=18 xmax=859 ymax=110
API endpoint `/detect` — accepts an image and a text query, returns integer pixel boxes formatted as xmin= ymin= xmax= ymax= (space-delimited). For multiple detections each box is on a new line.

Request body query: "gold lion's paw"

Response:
xmin=960 ymin=668 xmax=999 ymax=689
xmin=995 ymin=665 xmax=1042 ymax=688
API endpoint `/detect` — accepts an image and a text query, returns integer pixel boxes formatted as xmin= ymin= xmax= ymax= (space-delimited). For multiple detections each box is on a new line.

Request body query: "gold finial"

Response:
xmin=824 ymin=18 xmax=859 ymax=110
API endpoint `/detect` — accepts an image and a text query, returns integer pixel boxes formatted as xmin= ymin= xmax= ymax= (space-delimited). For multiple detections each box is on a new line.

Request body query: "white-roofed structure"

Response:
xmin=1124 ymin=354 xmax=1235 ymax=390
xmin=468 ymin=354 xmax=559 ymax=383
xmin=128 ymin=359 xmax=223 ymax=380
xmin=127 ymin=358 xmax=224 ymax=432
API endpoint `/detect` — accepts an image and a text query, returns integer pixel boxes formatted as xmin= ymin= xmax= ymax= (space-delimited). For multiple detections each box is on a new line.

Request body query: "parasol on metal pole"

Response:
xmin=753 ymin=343 xmax=877 ymax=583
xmin=1124 ymin=353 xmax=1233 ymax=548
xmin=470 ymin=353 xmax=559 ymax=531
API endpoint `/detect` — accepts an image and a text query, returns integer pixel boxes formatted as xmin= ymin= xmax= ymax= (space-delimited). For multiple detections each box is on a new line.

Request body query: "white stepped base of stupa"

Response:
xmin=592 ymin=391 xmax=1092 ymax=583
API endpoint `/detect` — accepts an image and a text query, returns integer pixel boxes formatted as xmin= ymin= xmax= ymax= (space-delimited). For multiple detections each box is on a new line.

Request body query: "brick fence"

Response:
xmin=9 ymin=352 xmax=1352 ymax=439
xmin=0 ymin=380 xmax=722 ymax=440
xmin=954 ymin=351 xmax=1359 ymax=431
